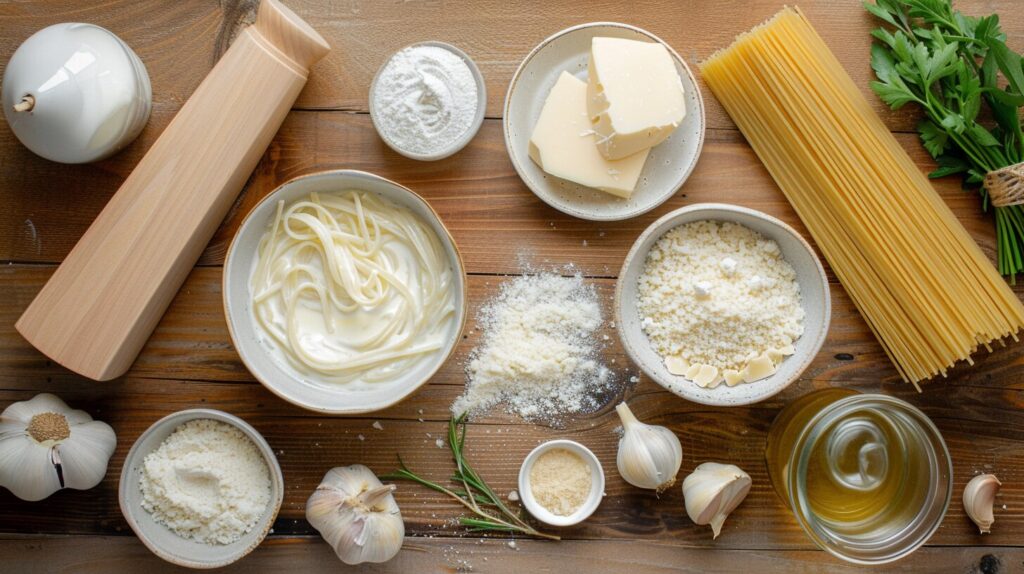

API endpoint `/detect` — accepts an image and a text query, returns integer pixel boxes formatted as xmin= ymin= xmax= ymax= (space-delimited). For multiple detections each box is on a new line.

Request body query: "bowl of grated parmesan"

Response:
xmin=615 ymin=203 xmax=830 ymax=406
xmin=118 ymin=409 xmax=284 ymax=568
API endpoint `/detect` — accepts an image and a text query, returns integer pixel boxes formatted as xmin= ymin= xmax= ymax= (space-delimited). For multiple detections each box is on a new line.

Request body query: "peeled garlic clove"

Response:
xmin=615 ymin=402 xmax=682 ymax=492
xmin=682 ymin=462 xmax=751 ymax=539
xmin=306 ymin=464 xmax=405 ymax=565
xmin=963 ymin=474 xmax=1001 ymax=534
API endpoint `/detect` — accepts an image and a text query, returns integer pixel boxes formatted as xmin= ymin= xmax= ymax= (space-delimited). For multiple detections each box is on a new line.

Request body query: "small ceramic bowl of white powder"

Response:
xmin=118 ymin=409 xmax=283 ymax=568
xmin=369 ymin=41 xmax=486 ymax=161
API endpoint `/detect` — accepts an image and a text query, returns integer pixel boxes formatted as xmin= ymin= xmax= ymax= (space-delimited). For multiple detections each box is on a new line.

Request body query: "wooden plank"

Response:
xmin=3 ymin=0 xmax=1022 ymax=131
xmin=4 ymin=264 xmax=1024 ymax=386
xmin=0 ymin=113 xmax=1004 ymax=275
xmin=0 ymin=373 xmax=1020 ymax=546
xmin=1 ymin=535 xmax=1021 ymax=573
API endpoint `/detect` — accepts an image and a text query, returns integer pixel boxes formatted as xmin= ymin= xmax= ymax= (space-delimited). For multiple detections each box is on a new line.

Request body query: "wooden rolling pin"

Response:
xmin=16 ymin=0 xmax=330 ymax=380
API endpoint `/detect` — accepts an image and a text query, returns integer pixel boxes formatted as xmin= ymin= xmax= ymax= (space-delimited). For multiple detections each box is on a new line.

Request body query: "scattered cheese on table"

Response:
xmin=586 ymin=37 xmax=686 ymax=160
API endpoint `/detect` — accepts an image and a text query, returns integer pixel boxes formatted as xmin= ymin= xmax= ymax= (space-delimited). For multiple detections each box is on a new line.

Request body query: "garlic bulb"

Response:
xmin=682 ymin=462 xmax=751 ymax=539
xmin=615 ymin=402 xmax=682 ymax=492
xmin=963 ymin=474 xmax=1001 ymax=534
xmin=306 ymin=464 xmax=404 ymax=565
xmin=0 ymin=393 xmax=116 ymax=501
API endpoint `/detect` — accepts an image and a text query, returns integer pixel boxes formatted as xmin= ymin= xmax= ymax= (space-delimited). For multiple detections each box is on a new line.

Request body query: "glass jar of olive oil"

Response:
xmin=766 ymin=389 xmax=952 ymax=564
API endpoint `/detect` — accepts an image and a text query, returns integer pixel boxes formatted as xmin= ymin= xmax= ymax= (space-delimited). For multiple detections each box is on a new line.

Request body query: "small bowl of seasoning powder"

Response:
xmin=118 ymin=409 xmax=283 ymax=569
xmin=518 ymin=439 xmax=604 ymax=527
xmin=369 ymin=41 xmax=486 ymax=161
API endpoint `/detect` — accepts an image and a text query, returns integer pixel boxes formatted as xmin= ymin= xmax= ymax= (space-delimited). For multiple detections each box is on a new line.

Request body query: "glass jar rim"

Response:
xmin=785 ymin=394 xmax=952 ymax=565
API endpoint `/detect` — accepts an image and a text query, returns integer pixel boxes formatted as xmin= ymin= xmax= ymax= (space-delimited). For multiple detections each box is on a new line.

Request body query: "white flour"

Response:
xmin=371 ymin=45 xmax=478 ymax=156
xmin=452 ymin=272 xmax=614 ymax=421
xmin=140 ymin=419 xmax=272 ymax=545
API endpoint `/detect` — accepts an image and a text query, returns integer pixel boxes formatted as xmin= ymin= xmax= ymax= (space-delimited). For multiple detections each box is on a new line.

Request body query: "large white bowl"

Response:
xmin=223 ymin=170 xmax=467 ymax=414
xmin=118 ymin=409 xmax=283 ymax=569
xmin=615 ymin=204 xmax=831 ymax=406
xmin=503 ymin=22 xmax=705 ymax=221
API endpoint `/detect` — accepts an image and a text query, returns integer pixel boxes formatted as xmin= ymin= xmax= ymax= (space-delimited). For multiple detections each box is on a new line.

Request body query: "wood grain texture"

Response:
xmin=14 ymin=0 xmax=329 ymax=380
xmin=2 ymin=536 xmax=1022 ymax=573
xmin=0 ymin=376 xmax=1020 ymax=547
xmin=2 ymin=0 xmax=1023 ymax=571
xmin=4 ymin=265 xmax=1024 ymax=386
xmin=5 ymin=0 xmax=1022 ymax=130
xmin=0 ymin=114 xmax=1004 ymax=273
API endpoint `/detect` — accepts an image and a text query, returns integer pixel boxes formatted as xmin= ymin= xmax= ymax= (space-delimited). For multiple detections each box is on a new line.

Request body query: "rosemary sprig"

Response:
xmin=381 ymin=414 xmax=559 ymax=540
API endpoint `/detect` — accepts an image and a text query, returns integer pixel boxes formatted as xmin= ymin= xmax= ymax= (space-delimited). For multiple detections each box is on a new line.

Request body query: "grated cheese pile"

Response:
xmin=452 ymin=272 xmax=614 ymax=420
xmin=529 ymin=448 xmax=592 ymax=516
xmin=637 ymin=220 xmax=804 ymax=388
xmin=140 ymin=419 xmax=272 ymax=545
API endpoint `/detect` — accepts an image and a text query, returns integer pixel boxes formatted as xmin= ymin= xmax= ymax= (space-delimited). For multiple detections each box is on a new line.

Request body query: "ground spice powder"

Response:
xmin=529 ymin=448 xmax=592 ymax=516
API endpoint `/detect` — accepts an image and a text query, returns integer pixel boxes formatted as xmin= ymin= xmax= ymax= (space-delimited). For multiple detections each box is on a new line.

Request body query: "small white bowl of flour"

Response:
xmin=369 ymin=41 xmax=486 ymax=161
xmin=119 ymin=409 xmax=283 ymax=568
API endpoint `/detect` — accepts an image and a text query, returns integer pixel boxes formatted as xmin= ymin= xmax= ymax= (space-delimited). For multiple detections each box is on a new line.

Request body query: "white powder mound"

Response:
xmin=637 ymin=220 xmax=804 ymax=372
xmin=372 ymin=45 xmax=478 ymax=156
xmin=452 ymin=272 xmax=614 ymax=420
xmin=140 ymin=419 xmax=272 ymax=545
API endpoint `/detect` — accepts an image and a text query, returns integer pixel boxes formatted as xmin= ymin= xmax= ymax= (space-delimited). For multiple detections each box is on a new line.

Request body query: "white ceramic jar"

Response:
xmin=2 ymin=23 xmax=151 ymax=164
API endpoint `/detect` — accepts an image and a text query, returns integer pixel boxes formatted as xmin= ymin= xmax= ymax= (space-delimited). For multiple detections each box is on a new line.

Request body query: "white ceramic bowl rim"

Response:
xmin=369 ymin=40 xmax=487 ymax=161
xmin=118 ymin=408 xmax=284 ymax=569
xmin=223 ymin=169 xmax=468 ymax=414
xmin=502 ymin=21 xmax=706 ymax=221
xmin=517 ymin=439 xmax=605 ymax=527
xmin=615 ymin=203 xmax=832 ymax=406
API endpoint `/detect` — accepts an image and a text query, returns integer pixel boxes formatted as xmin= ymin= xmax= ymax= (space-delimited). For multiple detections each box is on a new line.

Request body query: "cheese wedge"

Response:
xmin=587 ymin=37 xmax=686 ymax=160
xmin=528 ymin=71 xmax=649 ymax=198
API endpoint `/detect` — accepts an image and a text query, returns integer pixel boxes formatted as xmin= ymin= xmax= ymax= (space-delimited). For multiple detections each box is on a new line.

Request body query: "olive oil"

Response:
xmin=766 ymin=390 xmax=952 ymax=564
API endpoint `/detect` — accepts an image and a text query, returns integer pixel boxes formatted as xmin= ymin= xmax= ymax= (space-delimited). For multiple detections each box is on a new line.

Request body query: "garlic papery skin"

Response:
xmin=963 ymin=474 xmax=1001 ymax=534
xmin=615 ymin=402 xmax=682 ymax=492
xmin=0 ymin=393 xmax=116 ymax=501
xmin=682 ymin=462 xmax=751 ymax=539
xmin=306 ymin=464 xmax=404 ymax=565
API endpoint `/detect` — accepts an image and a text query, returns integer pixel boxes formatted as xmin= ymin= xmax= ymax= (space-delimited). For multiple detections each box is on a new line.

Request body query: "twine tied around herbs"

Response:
xmin=984 ymin=162 xmax=1024 ymax=208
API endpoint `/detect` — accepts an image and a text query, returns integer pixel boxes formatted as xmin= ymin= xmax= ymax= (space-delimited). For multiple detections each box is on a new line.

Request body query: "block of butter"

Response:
xmin=529 ymin=71 xmax=649 ymax=198
xmin=587 ymin=37 xmax=686 ymax=160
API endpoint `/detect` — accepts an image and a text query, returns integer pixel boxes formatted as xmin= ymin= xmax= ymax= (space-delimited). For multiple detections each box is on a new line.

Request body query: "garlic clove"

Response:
xmin=682 ymin=462 xmax=752 ymax=539
xmin=0 ymin=433 xmax=62 ymax=501
xmin=963 ymin=474 xmax=1001 ymax=534
xmin=615 ymin=402 xmax=683 ymax=492
xmin=56 ymin=420 xmax=117 ymax=490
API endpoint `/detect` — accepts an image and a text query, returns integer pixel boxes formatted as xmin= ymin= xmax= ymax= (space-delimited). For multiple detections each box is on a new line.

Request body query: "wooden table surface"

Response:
xmin=1 ymin=1 xmax=1022 ymax=572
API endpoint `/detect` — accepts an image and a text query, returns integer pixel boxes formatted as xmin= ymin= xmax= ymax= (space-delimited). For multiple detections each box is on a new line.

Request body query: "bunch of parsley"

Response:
xmin=865 ymin=0 xmax=1024 ymax=279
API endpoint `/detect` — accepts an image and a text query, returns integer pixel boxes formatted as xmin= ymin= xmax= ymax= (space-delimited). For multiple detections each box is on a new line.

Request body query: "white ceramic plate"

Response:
xmin=503 ymin=22 xmax=705 ymax=221
xmin=615 ymin=204 xmax=831 ymax=406
xmin=518 ymin=439 xmax=605 ymax=527
xmin=118 ymin=409 xmax=283 ymax=569
xmin=223 ymin=170 xmax=468 ymax=414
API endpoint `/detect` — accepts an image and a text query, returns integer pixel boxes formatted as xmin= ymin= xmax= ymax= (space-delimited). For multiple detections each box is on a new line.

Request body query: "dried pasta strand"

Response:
xmin=700 ymin=7 xmax=1024 ymax=384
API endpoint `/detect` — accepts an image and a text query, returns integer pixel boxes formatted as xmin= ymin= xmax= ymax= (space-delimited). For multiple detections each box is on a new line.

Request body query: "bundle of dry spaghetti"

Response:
xmin=700 ymin=7 xmax=1024 ymax=385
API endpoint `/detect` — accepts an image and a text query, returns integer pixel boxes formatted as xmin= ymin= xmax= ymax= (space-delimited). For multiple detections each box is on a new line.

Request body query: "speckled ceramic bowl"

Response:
xmin=118 ymin=409 xmax=283 ymax=569
xmin=615 ymin=204 xmax=831 ymax=406
xmin=503 ymin=22 xmax=705 ymax=221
